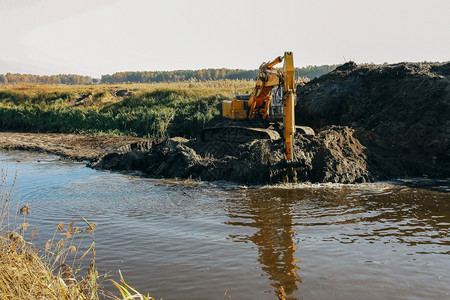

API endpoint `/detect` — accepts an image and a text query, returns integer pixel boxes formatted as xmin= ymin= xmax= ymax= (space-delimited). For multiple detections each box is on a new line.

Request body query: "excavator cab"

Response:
xmin=269 ymin=86 xmax=284 ymax=118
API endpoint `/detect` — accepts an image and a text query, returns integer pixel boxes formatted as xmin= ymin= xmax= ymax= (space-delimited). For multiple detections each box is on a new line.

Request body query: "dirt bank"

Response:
xmin=0 ymin=132 xmax=147 ymax=161
xmin=1 ymin=62 xmax=448 ymax=185
xmin=92 ymin=62 xmax=449 ymax=184
xmin=297 ymin=61 xmax=450 ymax=180
xmin=91 ymin=126 xmax=371 ymax=184
xmin=0 ymin=129 xmax=371 ymax=185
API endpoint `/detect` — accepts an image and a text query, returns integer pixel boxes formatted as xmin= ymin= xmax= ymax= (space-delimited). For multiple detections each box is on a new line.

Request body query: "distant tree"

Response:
xmin=0 ymin=73 xmax=93 ymax=84
xmin=97 ymin=65 xmax=340 ymax=84
xmin=0 ymin=74 xmax=7 ymax=84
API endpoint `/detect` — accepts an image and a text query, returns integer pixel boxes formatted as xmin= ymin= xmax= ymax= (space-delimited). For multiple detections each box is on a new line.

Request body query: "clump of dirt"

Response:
xmin=72 ymin=93 xmax=93 ymax=106
xmin=296 ymin=61 xmax=450 ymax=179
xmin=91 ymin=126 xmax=370 ymax=184
xmin=114 ymin=89 xmax=132 ymax=97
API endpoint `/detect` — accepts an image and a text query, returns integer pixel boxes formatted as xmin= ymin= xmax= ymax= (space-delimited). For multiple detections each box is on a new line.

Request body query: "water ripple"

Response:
xmin=2 ymin=150 xmax=449 ymax=300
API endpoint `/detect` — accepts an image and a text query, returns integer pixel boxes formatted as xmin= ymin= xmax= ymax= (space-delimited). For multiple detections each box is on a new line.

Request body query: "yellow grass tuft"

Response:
xmin=1 ymin=172 xmax=154 ymax=299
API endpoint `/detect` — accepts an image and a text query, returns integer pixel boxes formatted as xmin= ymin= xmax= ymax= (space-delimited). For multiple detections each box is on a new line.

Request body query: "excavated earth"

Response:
xmin=91 ymin=126 xmax=370 ymax=185
xmin=92 ymin=61 xmax=450 ymax=184
xmin=1 ymin=62 xmax=448 ymax=185
xmin=296 ymin=61 xmax=450 ymax=180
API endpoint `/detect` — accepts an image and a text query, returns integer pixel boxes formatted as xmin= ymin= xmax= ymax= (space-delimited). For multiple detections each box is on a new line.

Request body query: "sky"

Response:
xmin=0 ymin=0 xmax=449 ymax=78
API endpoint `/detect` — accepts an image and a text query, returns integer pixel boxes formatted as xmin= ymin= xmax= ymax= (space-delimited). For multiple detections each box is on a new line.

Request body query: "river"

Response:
xmin=1 ymin=150 xmax=449 ymax=299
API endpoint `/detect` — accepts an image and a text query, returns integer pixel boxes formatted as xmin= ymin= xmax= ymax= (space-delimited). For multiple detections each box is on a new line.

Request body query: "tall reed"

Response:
xmin=0 ymin=171 xmax=153 ymax=299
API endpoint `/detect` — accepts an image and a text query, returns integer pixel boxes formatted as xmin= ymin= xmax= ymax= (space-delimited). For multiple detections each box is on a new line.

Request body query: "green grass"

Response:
xmin=0 ymin=81 xmax=254 ymax=139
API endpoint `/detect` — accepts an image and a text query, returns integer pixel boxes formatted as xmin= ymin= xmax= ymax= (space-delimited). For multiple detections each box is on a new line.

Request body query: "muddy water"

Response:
xmin=1 ymin=151 xmax=449 ymax=299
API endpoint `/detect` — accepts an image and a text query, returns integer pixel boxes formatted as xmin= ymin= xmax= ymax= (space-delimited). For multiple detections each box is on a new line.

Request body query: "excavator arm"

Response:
xmin=217 ymin=51 xmax=297 ymax=161
xmin=249 ymin=52 xmax=296 ymax=160
xmin=247 ymin=56 xmax=284 ymax=120
xmin=282 ymin=52 xmax=296 ymax=161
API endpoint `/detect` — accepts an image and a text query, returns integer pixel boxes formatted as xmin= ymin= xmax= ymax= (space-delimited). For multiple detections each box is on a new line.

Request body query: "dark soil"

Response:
xmin=91 ymin=126 xmax=370 ymax=185
xmin=296 ymin=61 xmax=450 ymax=180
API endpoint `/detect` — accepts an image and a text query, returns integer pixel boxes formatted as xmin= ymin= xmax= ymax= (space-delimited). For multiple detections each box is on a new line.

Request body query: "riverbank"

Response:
xmin=0 ymin=132 xmax=148 ymax=161
xmin=0 ymin=128 xmax=373 ymax=185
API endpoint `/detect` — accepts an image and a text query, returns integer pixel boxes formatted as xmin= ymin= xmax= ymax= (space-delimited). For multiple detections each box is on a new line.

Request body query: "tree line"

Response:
xmin=100 ymin=65 xmax=339 ymax=83
xmin=0 ymin=73 xmax=94 ymax=85
xmin=0 ymin=64 xmax=338 ymax=85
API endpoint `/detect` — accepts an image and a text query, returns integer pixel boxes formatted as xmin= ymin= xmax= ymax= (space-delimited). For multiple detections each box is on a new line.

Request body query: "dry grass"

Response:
xmin=0 ymin=172 xmax=154 ymax=300
xmin=0 ymin=80 xmax=255 ymax=108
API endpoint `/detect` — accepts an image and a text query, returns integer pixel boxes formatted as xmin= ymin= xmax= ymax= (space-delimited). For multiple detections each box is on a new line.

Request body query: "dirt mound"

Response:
xmin=92 ymin=61 xmax=449 ymax=184
xmin=296 ymin=62 xmax=450 ymax=179
xmin=92 ymin=126 xmax=370 ymax=185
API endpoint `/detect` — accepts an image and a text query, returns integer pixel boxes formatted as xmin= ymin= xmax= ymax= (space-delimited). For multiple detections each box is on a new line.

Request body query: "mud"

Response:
xmin=91 ymin=126 xmax=370 ymax=184
xmin=0 ymin=132 xmax=147 ymax=161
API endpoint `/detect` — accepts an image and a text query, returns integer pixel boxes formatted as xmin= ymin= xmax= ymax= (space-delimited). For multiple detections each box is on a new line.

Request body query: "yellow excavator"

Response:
xmin=201 ymin=52 xmax=312 ymax=161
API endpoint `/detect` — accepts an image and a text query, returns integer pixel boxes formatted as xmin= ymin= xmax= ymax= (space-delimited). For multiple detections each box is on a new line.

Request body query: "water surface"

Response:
xmin=1 ymin=150 xmax=449 ymax=299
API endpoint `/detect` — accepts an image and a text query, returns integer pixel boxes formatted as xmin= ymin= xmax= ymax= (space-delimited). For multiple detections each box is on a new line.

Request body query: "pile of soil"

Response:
xmin=296 ymin=61 xmax=450 ymax=179
xmin=91 ymin=126 xmax=370 ymax=185
xmin=93 ymin=61 xmax=449 ymax=184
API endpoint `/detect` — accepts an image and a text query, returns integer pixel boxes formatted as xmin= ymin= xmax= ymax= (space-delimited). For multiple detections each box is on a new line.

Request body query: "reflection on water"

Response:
xmin=226 ymin=190 xmax=301 ymax=297
xmin=1 ymin=150 xmax=449 ymax=299
xmin=225 ymin=185 xmax=449 ymax=298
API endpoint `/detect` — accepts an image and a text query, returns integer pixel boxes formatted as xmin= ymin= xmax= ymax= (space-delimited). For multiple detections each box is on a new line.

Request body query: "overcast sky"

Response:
xmin=1 ymin=0 xmax=449 ymax=77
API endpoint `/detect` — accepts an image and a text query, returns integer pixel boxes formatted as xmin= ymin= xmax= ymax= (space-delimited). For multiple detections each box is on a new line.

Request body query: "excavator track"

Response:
xmin=200 ymin=126 xmax=280 ymax=144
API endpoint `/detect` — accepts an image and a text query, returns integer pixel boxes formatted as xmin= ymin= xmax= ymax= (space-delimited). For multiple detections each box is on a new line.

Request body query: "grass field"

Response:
xmin=0 ymin=80 xmax=254 ymax=139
